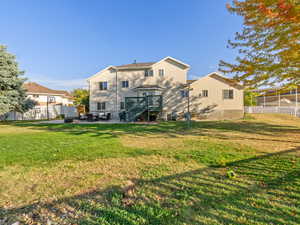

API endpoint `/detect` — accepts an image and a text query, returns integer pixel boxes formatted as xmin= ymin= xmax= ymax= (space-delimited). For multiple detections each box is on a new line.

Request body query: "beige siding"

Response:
xmin=88 ymin=57 xmax=244 ymax=120
xmin=89 ymin=58 xmax=189 ymax=119
xmin=189 ymin=75 xmax=244 ymax=119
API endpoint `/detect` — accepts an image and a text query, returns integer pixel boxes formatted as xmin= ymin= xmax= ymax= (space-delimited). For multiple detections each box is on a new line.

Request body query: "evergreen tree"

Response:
xmin=219 ymin=0 xmax=300 ymax=88
xmin=0 ymin=45 xmax=27 ymax=115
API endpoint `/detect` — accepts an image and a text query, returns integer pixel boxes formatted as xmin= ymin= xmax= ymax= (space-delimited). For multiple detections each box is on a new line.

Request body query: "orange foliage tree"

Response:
xmin=219 ymin=0 xmax=300 ymax=88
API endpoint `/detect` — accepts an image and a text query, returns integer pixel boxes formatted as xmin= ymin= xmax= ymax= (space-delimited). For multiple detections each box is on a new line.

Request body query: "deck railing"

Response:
xmin=125 ymin=95 xmax=162 ymax=121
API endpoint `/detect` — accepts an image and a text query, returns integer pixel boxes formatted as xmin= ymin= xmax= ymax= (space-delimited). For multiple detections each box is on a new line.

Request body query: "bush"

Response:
xmin=227 ymin=170 xmax=237 ymax=179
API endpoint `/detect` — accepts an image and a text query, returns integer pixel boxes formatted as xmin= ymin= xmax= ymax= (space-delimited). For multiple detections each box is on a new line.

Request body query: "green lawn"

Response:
xmin=0 ymin=114 xmax=300 ymax=224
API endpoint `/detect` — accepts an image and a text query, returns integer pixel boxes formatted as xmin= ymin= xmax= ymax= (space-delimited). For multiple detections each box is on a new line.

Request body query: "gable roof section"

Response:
xmin=187 ymin=80 xmax=196 ymax=85
xmin=156 ymin=56 xmax=190 ymax=70
xmin=208 ymin=72 xmax=244 ymax=90
xmin=23 ymin=82 xmax=72 ymax=97
xmin=116 ymin=62 xmax=155 ymax=70
xmin=87 ymin=56 xmax=190 ymax=81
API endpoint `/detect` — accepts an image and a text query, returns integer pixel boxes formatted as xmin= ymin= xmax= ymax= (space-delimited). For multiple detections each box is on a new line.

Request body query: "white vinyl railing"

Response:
xmin=245 ymin=106 xmax=300 ymax=117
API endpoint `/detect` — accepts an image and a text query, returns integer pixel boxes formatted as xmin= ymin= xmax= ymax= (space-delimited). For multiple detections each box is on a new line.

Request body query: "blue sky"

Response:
xmin=0 ymin=0 xmax=243 ymax=90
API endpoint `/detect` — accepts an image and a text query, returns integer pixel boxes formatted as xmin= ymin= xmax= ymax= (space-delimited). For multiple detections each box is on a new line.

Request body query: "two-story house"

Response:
xmin=88 ymin=56 xmax=244 ymax=121
xmin=24 ymin=82 xmax=74 ymax=106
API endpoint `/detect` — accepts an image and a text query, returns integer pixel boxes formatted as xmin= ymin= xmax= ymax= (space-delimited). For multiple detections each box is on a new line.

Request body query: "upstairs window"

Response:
xmin=180 ymin=90 xmax=189 ymax=98
xmin=48 ymin=96 xmax=56 ymax=103
xmin=122 ymin=81 xmax=129 ymax=88
xmin=99 ymin=82 xmax=108 ymax=90
xmin=33 ymin=94 xmax=39 ymax=98
xmin=159 ymin=69 xmax=164 ymax=77
xmin=202 ymin=90 xmax=208 ymax=97
xmin=97 ymin=102 xmax=106 ymax=111
xmin=145 ymin=69 xmax=153 ymax=77
xmin=223 ymin=89 xmax=234 ymax=99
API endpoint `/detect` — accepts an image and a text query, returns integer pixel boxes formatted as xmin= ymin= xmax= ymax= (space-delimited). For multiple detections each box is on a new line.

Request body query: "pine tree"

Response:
xmin=219 ymin=0 xmax=300 ymax=88
xmin=0 ymin=45 xmax=27 ymax=115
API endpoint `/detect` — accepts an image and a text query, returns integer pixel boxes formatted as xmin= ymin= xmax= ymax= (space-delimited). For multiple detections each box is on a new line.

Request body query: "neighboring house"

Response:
xmin=1 ymin=82 xmax=76 ymax=121
xmin=87 ymin=56 xmax=244 ymax=121
xmin=256 ymin=86 xmax=300 ymax=107
xmin=23 ymin=82 xmax=74 ymax=106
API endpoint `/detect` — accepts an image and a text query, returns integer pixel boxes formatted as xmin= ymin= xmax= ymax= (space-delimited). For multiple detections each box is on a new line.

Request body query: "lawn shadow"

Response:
xmin=1 ymin=147 xmax=299 ymax=224
xmin=4 ymin=119 xmax=300 ymax=140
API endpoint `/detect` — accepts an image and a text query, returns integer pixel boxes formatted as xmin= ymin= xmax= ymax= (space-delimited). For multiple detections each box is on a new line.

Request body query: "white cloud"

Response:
xmin=25 ymin=74 xmax=88 ymax=91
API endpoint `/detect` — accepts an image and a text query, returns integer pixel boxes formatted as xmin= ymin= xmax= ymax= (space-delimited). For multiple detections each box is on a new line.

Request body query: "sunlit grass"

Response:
xmin=0 ymin=114 xmax=299 ymax=224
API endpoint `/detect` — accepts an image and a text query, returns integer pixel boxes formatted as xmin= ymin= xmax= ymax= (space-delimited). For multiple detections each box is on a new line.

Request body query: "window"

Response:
xmin=33 ymin=94 xmax=39 ymax=98
xmin=159 ymin=69 xmax=164 ymax=77
xmin=202 ymin=90 xmax=208 ymax=97
xmin=223 ymin=89 xmax=234 ymax=99
xmin=180 ymin=90 xmax=189 ymax=97
xmin=145 ymin=69 xmax=153 ymax=77
xmin=48 ymin=96 xmax=56 ymax=103
xmin=97 ymin=102 xmax=106 ymax=111
xmin=122 ymin=81 xmax=129 ymax=88
xmin=99 ymin=82 xmax=108 ymax=90
xmin=120 ymin=102 xmax=125 ymax=110
xmin=35 ymin=107 xmax=41 ymax=113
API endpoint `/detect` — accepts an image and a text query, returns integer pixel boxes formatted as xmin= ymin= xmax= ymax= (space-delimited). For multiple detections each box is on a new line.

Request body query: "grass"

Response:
xmin=0 ymin=114 xmax=300 ymax=224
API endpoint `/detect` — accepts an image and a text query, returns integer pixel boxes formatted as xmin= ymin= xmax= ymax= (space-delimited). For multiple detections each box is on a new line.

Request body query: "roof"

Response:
xmin=208 ymin=73 xmax=244 ymax=90
xmin=187 ymin=80 xmax=196 ymax=85
xmin=116 ymin=62 xmax=155 ymax=70
xmin=87 ymin=56 xmax=190 ymax=80
xmin=23 ymin=82 xmax=72 ymax=97
xmin=133 ymin=85 xmax=163 ymax=90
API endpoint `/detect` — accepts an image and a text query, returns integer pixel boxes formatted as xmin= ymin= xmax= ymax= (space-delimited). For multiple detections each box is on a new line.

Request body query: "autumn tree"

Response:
xmin=71 ymin=88 xmax=89 ymax=112
xmin=219 ymin=0 xmax=300 ymax=88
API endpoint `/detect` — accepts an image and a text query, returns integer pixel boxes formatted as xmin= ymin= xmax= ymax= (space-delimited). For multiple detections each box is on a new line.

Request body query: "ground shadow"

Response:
xmin=3 ymin=118 xmax=300 ymax=139
xmin=1 ymin=147 xmax=299 ymax=224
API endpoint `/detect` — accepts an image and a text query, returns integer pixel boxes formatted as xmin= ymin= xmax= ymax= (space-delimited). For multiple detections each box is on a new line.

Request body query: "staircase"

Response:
xmin=125 ymin=95 xmax=162 ymax=122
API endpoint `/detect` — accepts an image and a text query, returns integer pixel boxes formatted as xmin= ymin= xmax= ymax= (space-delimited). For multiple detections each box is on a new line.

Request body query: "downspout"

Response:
xmin=115 ymin=68 xmax=118 ymax=118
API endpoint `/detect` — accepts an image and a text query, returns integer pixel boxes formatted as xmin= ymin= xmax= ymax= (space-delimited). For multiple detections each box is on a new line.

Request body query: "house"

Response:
xmin=23 ymin=82 xmax=74 ymax=106
xmin=188 ymin=72 xmax=244 ymax=120
xmin=256 ymin=86 xmax=299 ymax=107
xmin=87 ymin=56 xmax=244 ymax=121
xmin=2 ymin=82 xmax=77 ymax=121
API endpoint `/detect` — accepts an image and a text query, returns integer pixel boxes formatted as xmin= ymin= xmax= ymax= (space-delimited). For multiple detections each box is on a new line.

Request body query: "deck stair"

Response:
xmin=125 ymin=95 xmax=162 ymax=122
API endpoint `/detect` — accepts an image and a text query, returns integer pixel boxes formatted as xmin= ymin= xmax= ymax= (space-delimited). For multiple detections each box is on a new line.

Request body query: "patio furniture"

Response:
xmin=119 ymin=111 xmax=126 ymax=121
xmin=64 ymin=118 xmax=73 ymax=123
xmin=87 ymin=113 xmax=94 ymax=122
xmin=79 ymin=113 xmax=87 ymax=120
xmin=99 ymin=112 xmax=111 ymax=120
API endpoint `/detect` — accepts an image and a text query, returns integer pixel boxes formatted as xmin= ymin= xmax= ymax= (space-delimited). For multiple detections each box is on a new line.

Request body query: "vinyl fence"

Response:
xmin=245 ymin=106 xmax=300 ymax=117
xmin=1 ymin=105 xmax=78 ymax=121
